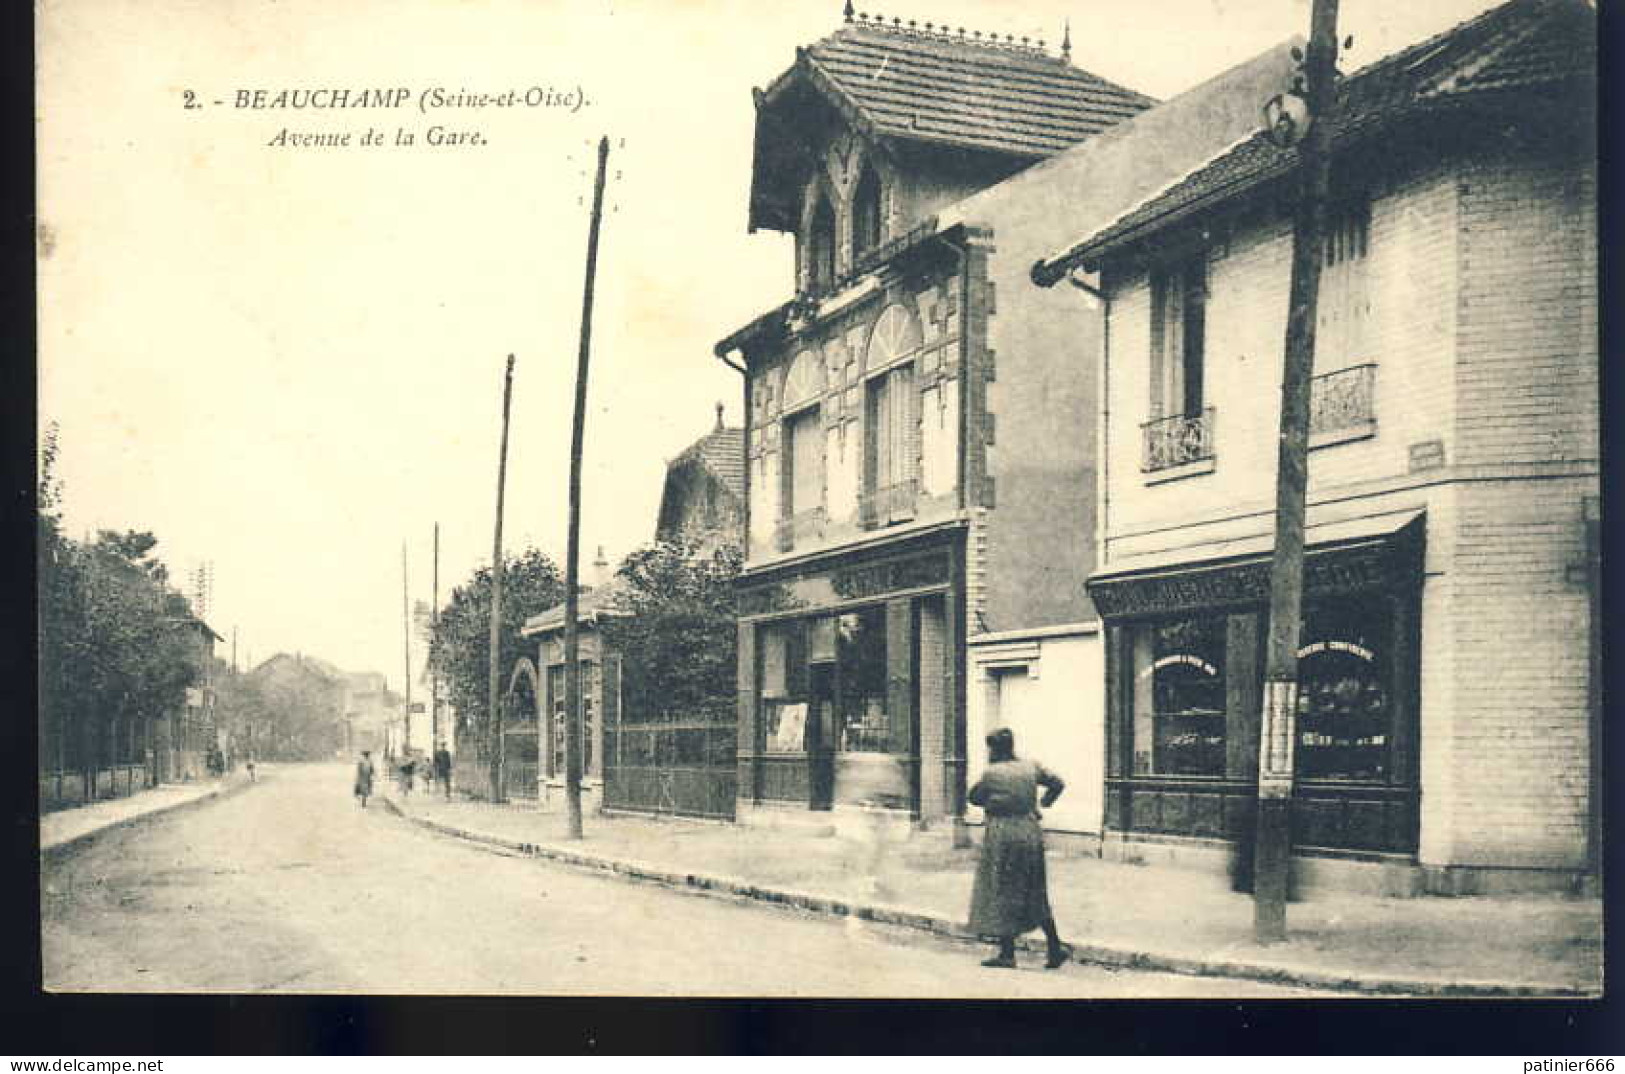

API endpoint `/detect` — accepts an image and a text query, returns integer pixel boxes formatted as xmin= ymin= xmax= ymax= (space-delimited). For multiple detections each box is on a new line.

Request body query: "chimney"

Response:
xmin=594 ymin=545 xmax=610 ymax=588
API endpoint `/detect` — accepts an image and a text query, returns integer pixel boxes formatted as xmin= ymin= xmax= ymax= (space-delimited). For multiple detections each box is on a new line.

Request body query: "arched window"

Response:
xmin=782 ymin=347 xmax=827 ymax=411
xmin=808 ymin=195 xmax=837 ymax=292
xmin=852 ymin=164 xmax=883 ymax=261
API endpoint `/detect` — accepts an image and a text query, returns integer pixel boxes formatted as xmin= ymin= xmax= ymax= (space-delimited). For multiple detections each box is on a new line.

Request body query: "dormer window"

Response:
xmin=808 ymin=196 xmax=837 ymax=292
xmin=852 ymin=164 xmax=883 ymax=262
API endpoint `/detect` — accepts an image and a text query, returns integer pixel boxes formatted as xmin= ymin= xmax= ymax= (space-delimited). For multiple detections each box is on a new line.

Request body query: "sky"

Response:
xmin=37 ymin=0 xmax=1504 ymax=685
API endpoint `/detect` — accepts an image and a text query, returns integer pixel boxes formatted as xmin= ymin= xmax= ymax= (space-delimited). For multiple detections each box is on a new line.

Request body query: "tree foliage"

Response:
xmin=600 ymin=537 xmax=741 ymax=722
xmin=428 ymin=546 xmax=566 ymax=744
xmin=241 ymin=657 xmax=346 ymax=760
xmin=38 ymin=424 xmax=203 ymax=774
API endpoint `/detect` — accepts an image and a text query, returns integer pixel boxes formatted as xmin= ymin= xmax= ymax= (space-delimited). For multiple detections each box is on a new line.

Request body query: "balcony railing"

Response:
xmin=1310 ymin=363 xmax=1377 ymax=437
xmin=1141 ymin=409 xmax=1215 ymax=473
xmin=774 ymin=507 xmax=826 ymax=553
xmin=858 ymin=478 xmax=919 ymax=528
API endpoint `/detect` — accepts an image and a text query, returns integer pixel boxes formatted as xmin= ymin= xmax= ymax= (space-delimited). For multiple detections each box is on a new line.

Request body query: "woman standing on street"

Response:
xmin=966 ymin=728 xmax=1072 ymax=970
xmin=354 ymin=750 xmax=375 ymax=809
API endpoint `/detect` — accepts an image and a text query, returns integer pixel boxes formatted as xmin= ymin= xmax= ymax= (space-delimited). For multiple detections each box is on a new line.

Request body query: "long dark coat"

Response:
xmin=354 ymin=758 xmax=374 ymax=797
xmin=967 ymin=757 xmax=1063 ymax=937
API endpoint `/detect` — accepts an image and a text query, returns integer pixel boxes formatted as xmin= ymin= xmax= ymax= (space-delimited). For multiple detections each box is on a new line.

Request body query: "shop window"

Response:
xmin=852 ymin=164 xmax=883 ymax=261
xmin=836 ymin=607 xmax=890 ymax=752
xmin=1129 ymin=615 xmax=1227 ymax=777
xmin=1296 ymin=594 xmax=1392 ymax=782
xmin=807 ymin=195 xmax=836 ymax=292
xmin=760 ymin=621 xmax=810 ymax=752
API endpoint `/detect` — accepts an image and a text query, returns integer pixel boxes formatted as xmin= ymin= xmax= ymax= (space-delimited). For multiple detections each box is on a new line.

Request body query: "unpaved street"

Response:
xmin=42 ymin=764 xmax=1319 ymax=996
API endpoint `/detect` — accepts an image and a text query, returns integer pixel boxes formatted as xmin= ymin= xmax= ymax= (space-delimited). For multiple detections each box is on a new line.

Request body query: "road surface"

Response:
xmin=42 ymin=764 xmax=1322 ymax=997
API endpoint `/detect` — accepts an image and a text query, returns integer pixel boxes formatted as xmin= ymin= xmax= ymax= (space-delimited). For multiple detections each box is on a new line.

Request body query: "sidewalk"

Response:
xmin=383 ymin=789 xmax=1602 ymax=996
xmin=40 ymin=770 xmax=256 ymax=854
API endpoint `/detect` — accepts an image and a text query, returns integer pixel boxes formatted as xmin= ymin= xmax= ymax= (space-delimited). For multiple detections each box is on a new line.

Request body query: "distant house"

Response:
xmin=248 ymin=653 xmax=347 ymax=761
xmin=510 ymin=410 xmax=746 ymax=817
xmin=154 ymin=616 xmax=223 ymax=784
xmin=340 ymin=671 xmax=393 ymax=756
xmin=654 ymin=404 xmax=744 ymax=553
xmin=1032 ymin=0 xmax=1597 ymax=893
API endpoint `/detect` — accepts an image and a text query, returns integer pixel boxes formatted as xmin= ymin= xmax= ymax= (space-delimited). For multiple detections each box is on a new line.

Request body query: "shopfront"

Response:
xmin=735 ymin=527 xmax=964 ymax=822
xmin=1089 ymin=514 xmax=1425 ymax=860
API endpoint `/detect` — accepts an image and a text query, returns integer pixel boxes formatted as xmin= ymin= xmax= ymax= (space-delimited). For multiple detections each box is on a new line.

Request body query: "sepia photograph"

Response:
xmin=33 ymin=0 xmax=1600 ymax=1010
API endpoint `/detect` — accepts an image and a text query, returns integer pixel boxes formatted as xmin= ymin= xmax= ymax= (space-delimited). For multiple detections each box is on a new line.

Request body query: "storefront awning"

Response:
xmin=1087 ymin=510 xmax=1425 ymax=620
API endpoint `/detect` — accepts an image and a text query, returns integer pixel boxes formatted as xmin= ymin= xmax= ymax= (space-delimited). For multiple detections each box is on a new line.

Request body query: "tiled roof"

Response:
xmin=749 ymin=16 xmax=1155 ymax=233
xmin=522 ymin=583 xmax=631 ymax=637
xmin=796 ymin=21 xmax=1156 ymax=160
xmin=676 ymin=425 xmax=746 ymax=502
xmin=1038 ymin=0 xmax=1594 ymax=276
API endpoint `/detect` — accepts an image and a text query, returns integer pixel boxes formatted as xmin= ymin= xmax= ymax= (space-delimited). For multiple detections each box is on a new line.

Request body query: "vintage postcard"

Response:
xmin=35 ymin=0 xmax=1600 ymax=1003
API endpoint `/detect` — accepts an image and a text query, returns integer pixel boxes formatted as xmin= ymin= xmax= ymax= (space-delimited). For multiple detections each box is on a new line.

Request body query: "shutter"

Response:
xmin=886 ymin=599 xmax=915 ymax=757
xmin=897 ymin=364 xmax=918 ymax=520
xmin=737 ymin=622 xmax=758 ymax=802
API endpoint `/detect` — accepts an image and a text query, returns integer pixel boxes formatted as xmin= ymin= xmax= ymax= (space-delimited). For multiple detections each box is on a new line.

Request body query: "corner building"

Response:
xmin=715 ymin=9 xmax=1158 ymax=830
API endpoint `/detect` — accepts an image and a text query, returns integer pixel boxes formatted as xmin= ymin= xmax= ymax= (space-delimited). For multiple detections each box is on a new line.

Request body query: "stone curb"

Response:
xmin=41 ymin=774 xmax=260 ymax=857
xmin=381 ymin=795 xmax=1594 ymax=999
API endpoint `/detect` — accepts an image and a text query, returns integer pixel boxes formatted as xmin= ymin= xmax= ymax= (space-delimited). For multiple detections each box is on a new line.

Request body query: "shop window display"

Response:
xmin=1130 ymin=615 xmax=1227 ymax=777
xmin=760 ymin=621 xmax=810 ymax=752
xmin=836 ymin=607 xmax=890 ymax=752
xmin=1296 ymin=596 xmax=1391 ymax=781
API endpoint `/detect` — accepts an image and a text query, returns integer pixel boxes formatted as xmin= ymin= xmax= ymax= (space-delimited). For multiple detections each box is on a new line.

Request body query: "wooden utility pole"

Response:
xmin=564 ymin=136 xmax=610 ymax=840
xmin=1254 ymin=0 xmax=1340 ymax=944
xmin=431 ymin=522 xmax=440 ymax=753
xmin=402 ymin=541 xmax=412 ymax=756
xmin=489 ymin=355 xmax=516 ymax=804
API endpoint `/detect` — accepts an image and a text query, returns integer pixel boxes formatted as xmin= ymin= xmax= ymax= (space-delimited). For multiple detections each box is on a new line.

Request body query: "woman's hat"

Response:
xmin=985 ymin=727 xmax=1015 ymax=750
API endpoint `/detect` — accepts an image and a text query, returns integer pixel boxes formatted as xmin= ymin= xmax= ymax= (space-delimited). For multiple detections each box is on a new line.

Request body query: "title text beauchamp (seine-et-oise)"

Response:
xmin=231 ymin=86 xmax=587 ymax=112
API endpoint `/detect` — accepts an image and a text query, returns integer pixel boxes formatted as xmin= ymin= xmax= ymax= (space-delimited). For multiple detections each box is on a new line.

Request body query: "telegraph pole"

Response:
xmin=488 ymin=355 xmax=516 ymax=804
xmin=564 ymin=136 xmax=610 ymax=840
xmin=431 ymin=522 xmax=440 ymax=753
xmin=1254 ymin=0 xmax=1340 ymax=943
xmin=402 ymin=541 xmax=412 ymax=756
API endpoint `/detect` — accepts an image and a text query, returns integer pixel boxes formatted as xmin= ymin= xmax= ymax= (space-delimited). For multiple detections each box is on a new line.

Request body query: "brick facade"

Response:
xmin=1093 ymin=131 xmax=1597 ymax=887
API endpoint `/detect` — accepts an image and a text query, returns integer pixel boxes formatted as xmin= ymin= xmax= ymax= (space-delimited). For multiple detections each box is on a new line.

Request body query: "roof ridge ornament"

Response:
xmin=845 ymin=6 xmax=1054 ymax=57
xmin=1062 ymin=18 xmax=1072 ymax=63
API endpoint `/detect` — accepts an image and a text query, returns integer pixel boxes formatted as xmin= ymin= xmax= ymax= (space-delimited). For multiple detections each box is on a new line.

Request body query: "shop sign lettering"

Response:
xmin=1090 ymin=544 xmax=1404 ymax=618
xmin=831 ymin=552 xmax=949 ymax=600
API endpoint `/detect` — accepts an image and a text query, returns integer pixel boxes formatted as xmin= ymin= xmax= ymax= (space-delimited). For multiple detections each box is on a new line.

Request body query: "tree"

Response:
xmin=428 ymin=547 xmax=566 ymax=747
xmin=600 ymin=537 xmax=741 ymax=723
xmin=248 ymin=657 xmax=345 ymax=761
xmin=37 ymin=423 xmax=202 ymax=786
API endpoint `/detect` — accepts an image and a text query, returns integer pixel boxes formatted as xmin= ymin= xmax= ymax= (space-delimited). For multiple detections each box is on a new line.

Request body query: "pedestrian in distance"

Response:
xmin=354 ymin=750 xmax=375 ymax=809
xmin=434 ymin=746 xmax=452 ymax=800
xmin=966 ymin=727 xmax=1072 ymax=970
xmin=400 ymin=755 xmax=416 ymax=796
xmin=246 ymin=758 xmax=256 ymax=783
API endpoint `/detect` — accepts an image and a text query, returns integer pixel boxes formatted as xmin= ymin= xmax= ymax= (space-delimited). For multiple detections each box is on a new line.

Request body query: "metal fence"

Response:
xmin=602 ymin=720 xmax=736 ymax=820
xmin=40 ymin=764 xmax=152 ymax=813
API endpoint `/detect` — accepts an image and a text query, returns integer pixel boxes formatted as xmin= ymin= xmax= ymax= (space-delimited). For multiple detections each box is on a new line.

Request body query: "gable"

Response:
xmin=749 ymin=19 xmax=1155 ymax=233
